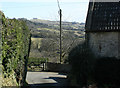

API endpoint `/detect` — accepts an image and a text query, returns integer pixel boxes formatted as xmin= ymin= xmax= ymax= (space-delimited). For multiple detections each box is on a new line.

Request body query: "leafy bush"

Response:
xmin=68 ymin=40 xmax=96 ymax=87
xmin=28 ymin=57 xmax=48 ymax=66
xmin=1 ymin=11 xmax=31 ymax=86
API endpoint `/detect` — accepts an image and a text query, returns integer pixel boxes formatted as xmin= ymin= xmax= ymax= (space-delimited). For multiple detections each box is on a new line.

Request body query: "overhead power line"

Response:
xmin=57 ymin=0 xmax=61 ymax=10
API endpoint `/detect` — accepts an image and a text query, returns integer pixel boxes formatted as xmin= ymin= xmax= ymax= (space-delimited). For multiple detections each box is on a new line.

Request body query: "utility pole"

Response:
xmin=57 ymin=0 xmax=62 ymax=64
xmin=59 ymin=9 xmax=62 ymax=64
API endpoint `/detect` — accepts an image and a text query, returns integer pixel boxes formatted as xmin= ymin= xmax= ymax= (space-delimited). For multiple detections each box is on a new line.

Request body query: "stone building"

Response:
xmin=85 ymin=1 xmax=120 ymax=59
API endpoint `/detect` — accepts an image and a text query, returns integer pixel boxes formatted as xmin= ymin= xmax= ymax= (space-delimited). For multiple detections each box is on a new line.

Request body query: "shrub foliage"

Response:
xmin=1 ymin=11 xmax=31 ymax=86
xmin=28 ymin=57 xmax=48 ymax=66
xmin=68 ymin=40 xmax=96 ymax=87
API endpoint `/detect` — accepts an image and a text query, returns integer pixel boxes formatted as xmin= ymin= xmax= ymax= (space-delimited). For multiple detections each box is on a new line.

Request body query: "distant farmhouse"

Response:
xmin=85 ymin=1 xmax=120 ymax=59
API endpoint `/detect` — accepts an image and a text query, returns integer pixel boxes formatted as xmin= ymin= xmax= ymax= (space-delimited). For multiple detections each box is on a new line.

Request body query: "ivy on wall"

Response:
xmin=1 ymin=11 xmax=31 ymax=86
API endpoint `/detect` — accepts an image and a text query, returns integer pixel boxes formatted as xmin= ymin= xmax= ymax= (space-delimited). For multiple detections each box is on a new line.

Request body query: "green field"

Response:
xmin=19 ymin=18 xmax=85 ymax=63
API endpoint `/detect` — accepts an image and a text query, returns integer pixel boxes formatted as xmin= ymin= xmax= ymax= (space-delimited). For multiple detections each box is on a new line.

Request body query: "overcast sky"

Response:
xmin=0 ymin=0 xmax=89 ymax=22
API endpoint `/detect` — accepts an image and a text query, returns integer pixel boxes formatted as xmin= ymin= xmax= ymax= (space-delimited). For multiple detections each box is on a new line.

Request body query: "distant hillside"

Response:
xmin=18 ymin=18 xmax=85 ymax=63
xmin=30 ymin=18 xmax=85 ymax=31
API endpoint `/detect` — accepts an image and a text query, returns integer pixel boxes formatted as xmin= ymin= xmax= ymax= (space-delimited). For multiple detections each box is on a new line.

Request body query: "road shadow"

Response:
xmin=44 ymin=77 xmax=67 ymax=85
xmin=28 ymin=84 xmax=68 ymax=88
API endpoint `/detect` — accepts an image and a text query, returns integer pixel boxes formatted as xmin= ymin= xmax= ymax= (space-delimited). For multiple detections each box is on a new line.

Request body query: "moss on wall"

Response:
xmin=1 ymin=11 xmax=31 ymax=86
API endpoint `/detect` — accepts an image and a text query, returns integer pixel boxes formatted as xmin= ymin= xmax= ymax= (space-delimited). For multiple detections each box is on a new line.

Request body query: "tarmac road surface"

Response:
xmin=26 ymin=71 xmax=68 ymax=87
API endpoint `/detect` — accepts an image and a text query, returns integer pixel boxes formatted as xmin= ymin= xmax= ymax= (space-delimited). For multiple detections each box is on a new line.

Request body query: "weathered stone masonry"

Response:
xmin=85 ymin=1 xmax=120 ymax=59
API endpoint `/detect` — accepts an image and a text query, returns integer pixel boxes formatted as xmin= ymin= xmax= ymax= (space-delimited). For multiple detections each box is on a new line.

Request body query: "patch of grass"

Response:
xmin=31 ymin=37 xmax=43 ymax=41
xmin=37 ymin=28 xmax=59 ymax=33
xmin=31 ymin=37 xmax=43 ymax=44
xmin=74 ymin=31 xmax=82 ymax=36
xmin=31 ymin=37 xmax=43 ymax=49
xmin=27 ymin=66 xmax=43 ymax=71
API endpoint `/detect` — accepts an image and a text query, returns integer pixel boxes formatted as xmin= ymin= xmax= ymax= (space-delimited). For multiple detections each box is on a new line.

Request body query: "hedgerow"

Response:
xmin=1 ymin=11 xmax=31 ymax=86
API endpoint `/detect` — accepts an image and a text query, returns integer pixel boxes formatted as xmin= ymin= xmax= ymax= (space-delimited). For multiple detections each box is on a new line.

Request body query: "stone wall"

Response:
xmin=46 ymin=62 xmax=71 ymax=73
xmin=86 ymin=32 xmax=120 ymax=59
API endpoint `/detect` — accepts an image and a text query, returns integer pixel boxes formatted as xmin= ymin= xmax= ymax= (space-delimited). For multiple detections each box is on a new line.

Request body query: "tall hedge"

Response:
xmin=1 ymin=11 xmax=31 ymax=86
xmin=0 ymin=11 xmax=2 ymax=87
xmin=68 ymin=40 xmax=96 ymax=87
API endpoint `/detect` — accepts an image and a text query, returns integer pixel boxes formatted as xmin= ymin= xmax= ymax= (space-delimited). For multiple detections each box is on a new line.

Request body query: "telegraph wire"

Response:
xmin=57 ymin=0 xmax=60 ymax=10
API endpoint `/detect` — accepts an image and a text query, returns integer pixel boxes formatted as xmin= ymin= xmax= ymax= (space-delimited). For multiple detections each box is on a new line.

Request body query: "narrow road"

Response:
xmin=26 ymin=71 xmax=68 ymax=87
